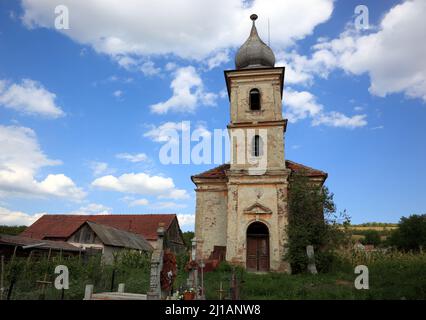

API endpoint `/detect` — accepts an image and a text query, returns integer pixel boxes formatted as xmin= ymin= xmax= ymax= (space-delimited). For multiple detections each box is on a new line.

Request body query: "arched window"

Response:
xmin=249 ymin=89 xmax=261 ymax=110
xmin=252 ymin=135 xmax=263 ymax=157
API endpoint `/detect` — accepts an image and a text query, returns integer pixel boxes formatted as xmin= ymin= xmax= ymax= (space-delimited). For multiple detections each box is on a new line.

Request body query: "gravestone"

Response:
xmin=306 ymin=245 xmax=318 ymax=275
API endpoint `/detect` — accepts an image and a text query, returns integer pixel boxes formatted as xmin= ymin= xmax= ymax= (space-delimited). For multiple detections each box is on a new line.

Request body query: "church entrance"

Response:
xmin=246 ymin=222 xmax=270 ymax=272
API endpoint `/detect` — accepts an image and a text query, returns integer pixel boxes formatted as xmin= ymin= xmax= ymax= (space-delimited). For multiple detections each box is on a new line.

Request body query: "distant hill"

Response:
xmin=353 ymin=222 xmax=398 ymax=227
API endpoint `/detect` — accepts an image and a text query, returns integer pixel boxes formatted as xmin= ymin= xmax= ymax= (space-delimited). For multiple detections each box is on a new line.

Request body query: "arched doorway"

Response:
xmin=246 ymin=222 xmax=270 ymax=272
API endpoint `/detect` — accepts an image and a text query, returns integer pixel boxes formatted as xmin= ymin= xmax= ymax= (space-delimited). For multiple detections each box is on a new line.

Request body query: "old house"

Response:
xmin=21 ymin=214 xmax=186 ymax=254
xmin=192 ymin=15 xmax=327 ymax=272
xmin=67 ymin=221 xmax=153 ymax=263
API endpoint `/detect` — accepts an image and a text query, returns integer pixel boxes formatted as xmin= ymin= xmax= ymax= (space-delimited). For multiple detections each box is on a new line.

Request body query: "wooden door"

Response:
xmin=246 ymin=236 xmax=270 ymax=272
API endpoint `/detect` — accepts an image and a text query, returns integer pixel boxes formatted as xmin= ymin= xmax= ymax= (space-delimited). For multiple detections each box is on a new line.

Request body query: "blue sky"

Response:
xmin=0 ymin=0 xmax=425 ymax=230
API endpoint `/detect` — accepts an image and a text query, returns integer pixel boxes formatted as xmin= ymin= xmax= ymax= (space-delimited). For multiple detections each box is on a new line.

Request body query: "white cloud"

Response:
xmin=90 ymin=161 xmax=114 ymax=176
xmin=165 ymin=62 xmax=178 ymax=71
xmin=177 ymin=214 xmax=195 ymax=227
xmin=312 ymin=112 xmax=367 ymax=129
xmin=92 ymin=171 xmax=190 ymax=206
xmin=158 ymin=189 xmax=190 ymax=200
xmin=150 ymin=66 xmax=217 ymax=114
xmin=72 ymin=203 xmax=112 ymax=215
xmin=0 ymin=206 xmax=43 ymax=226
xmin=276 ymin=50 xmax=336 ymax=85
xmin=284 ymin=88 xmax=323 ymax=122
xmin=144 ymin=121 xmax=190 ymax=143
xmin=140 ymin=61 xmax=161 ymax=76
xmin=144 ymin=121 xmax=210 ymax=144
xmin=21 ymin=0 xmax=333 ymax=65
xmin=113 ymin=90 xmax=123 ymax=98
xmin=0 ymin=79 xmax=64 ymax=118
xmin=205 ymin=50 xmax=230 ymax=70
xmin=129 ymin=198 xmax=149 ymax=207
xmin=283 ymin=88 xmax=367 ymax=128
xmin=116 ymin=153 xmax=148 ymax=163
xmin=153 ymin=201 xmax=187 ymax=209
xmin=284 ymin=0 xmax=426 ymax=102
xmin=91 ymin=172 xmax=183 ymax=197
xmin=0 ymin=125 xmax=85 ymax=200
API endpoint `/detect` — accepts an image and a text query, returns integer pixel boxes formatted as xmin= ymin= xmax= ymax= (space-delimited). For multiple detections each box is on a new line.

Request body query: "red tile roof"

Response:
xmin=21 ymin=214 xmax=177 ymax=241
xmin=192 ymin=160 xmax=327 ymax=180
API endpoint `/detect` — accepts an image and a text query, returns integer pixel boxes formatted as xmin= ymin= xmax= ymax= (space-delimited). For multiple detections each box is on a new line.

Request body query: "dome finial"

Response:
xmin=235 ymin=13 xmax=275 ymax=69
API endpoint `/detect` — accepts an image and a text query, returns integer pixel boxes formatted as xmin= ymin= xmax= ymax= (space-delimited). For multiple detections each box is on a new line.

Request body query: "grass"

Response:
xmin=203 ymin=251 xmax=426 ymax=300
xmin=3 ymin=250 xmax=426 ymax=300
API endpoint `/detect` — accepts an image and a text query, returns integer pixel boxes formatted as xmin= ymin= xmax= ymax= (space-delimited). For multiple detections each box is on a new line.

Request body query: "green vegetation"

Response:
xmin=285 ymin=173 xmax=350 ymax=273
xmin=202 ymin=252 xmax=426 ymax=300
xmin=361 ymin=230 xmax=382 ymax=246
xmin=354 ymin=222 xmax=398 ymax=228
xmin=1 ymin=250 xmax=191 ymax=300
xmin=0 ymin=225 xmax=27 ymax=236
xmin=389 ymin=214 xmax=426 ymax=252
xmin=182 ymin=231 xmax=195 ymax=250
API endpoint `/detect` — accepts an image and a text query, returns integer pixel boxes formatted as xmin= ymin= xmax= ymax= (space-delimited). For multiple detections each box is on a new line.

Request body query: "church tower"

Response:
xmin=192 ymin=14 xmax=327 ymax=273
xmin=224 ymin=14 xmax=290 ymax=272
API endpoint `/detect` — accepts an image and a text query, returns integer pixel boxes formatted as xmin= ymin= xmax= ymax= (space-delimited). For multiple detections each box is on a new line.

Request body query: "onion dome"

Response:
xmin=235 ymin=14 xmax=275 ymax=69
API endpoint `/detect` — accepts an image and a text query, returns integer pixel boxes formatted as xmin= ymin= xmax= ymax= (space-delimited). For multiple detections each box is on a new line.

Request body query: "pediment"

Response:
xmin=243 ymin=202 xmax=272 ymax=215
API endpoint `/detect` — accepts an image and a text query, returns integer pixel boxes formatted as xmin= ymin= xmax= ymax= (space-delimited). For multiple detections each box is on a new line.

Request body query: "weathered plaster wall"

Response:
xmin=194 ymin=182 xmax=228 ymax=260
xmin=225 ymin=175 xmax=291 ymax=272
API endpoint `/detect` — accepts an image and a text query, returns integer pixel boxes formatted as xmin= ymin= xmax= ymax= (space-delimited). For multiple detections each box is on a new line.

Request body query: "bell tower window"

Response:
xmin=252 ymin=135 xmax=263 ymax=157
xmin=249 ymin=89 xmax=261 ymax=111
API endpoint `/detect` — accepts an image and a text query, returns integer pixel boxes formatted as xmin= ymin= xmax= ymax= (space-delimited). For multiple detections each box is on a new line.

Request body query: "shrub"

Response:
xmin=285 ymin=172 xmax=351 ymax=273
xmin=361 ymin=230 xmax=382 ymax=246
xmin=389 ymin=214 xmax=426 ymax=252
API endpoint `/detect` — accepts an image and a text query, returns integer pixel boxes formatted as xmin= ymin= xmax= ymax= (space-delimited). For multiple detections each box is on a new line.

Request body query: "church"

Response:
xmin=191 ymin=14 xmax=328 ymax=272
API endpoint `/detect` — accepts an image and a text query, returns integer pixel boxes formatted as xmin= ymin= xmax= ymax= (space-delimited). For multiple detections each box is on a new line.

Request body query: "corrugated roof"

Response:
xmin=21 ymin=214 xmax=177 ymax=241
xmin=192 ymin=160 xmax=327 ymax=180
xmin=0 ymin=234 xmax=81 ymax=252
xmin=84 ymin=221 xmax=153 ymax=251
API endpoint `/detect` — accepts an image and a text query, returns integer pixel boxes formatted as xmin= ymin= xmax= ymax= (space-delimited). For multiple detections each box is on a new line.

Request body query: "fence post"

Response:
xmin=110 ymin=269 xmax=116 ymax=291
xmin=0 ymin=255 xmax=4 ymax=300
xmin=84 ymin=284 xmax=94 ymax=300
xmin=118 ymin=283 xmax=125 ymax=293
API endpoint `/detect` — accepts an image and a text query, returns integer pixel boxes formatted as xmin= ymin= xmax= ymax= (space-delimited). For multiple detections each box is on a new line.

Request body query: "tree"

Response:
xmin=182 ymin=231 xmax=195 ymax=251
xmin=0 ymin=225 xmax=27 ymax=235
xmin=285 ymin=173 xmax=350 ymax=273
xmin=361 ymin=230 xmax=381 ymax=246
xmin=389 ymin=214 xmax=426 ymax=252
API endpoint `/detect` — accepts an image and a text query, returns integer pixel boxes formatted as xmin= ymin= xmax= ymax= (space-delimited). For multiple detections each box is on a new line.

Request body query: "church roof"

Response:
xmin=235 ymin=14 xmax=275 ymax=70
xmin=191 ymin=160 xmax=327 ymax=181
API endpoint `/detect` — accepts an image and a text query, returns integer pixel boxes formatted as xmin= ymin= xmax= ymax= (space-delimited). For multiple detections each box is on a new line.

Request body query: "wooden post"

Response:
xmin=6 ymin=278 xmax=15 ymax=300
xmin=11 ymin=246 xmax=17 ymax=263
xmin=217 ymin=281 xmax=226 ymax=300
xmin=0 ymin=255 xmax=4 ymax=300
xmin=110 ymin=269 xmax=116 ymax=291
xmin=38 ymin=248 xmax=52 ymax=300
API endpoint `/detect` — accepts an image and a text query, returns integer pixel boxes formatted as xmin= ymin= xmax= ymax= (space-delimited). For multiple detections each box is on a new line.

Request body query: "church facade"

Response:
xmin=192 ymin=15 xmax=327 ymax=272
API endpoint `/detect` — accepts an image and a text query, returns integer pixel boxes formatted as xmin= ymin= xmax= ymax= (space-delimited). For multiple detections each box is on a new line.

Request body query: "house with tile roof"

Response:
xmin=21 ymin=214 xmax=186 ymax=255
